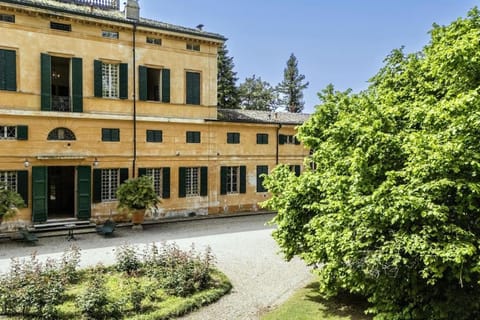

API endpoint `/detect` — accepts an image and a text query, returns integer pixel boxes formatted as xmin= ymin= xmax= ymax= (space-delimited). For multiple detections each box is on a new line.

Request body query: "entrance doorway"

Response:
xmin=48 ymin=166 xmax=75 ymax=219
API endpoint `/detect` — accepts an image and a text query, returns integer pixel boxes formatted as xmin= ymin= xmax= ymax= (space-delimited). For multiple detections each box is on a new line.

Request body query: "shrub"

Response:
xmin=76 ymin=272 xmax=121 ymax=319
xmin=115 ymin=243 xmax=141 ymax=275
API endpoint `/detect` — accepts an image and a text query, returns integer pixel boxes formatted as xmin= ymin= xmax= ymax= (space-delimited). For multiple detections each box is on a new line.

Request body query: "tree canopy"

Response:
xmin=277 ymin=53 xmax=309 ymax=113
xmin=238 ymin=75 xmax=278 ymax=111
xmin=263 ymin=8 xmax=480 ymax=320
xmin=217 ymin=43 xmax=240 ymax=109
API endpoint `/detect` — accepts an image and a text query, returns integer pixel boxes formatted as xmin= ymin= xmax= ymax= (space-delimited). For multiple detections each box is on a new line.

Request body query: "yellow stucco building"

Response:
xmin=0 ymin=0 xmax=309 ymax=225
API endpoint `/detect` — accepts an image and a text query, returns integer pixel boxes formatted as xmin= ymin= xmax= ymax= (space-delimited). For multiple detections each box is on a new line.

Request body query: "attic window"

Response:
xmin=102 ymin=30 xmax=119 ymax=39
xmin=186 ymin=43 xmax=200 ymax=51
xmin=0 ymin=14 xmax=15 ymax=23
xmin=146 ymin=37 xmax=162 ymax=45
xmin=50 ymin=22 xmax=71 ymax=32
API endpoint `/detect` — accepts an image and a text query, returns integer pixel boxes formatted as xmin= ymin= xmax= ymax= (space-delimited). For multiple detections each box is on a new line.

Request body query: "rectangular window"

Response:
xmin=0 ymin=126 xmax=16 ymax=139
xmin=102 ymin=30 xmax=119 ymax=39
xmin=146 ymin=130 xmax=162 ymax=143
xmin=256 ymin=165 xmax=268 ymax=192
xmin=0 ymin=14 xmax=15 ymax=23
xmin=50 ymin=22 xmax=71 ymax=31
xmin=102 ymin=128 xmax=120 ymax=142
xmin=185 ymin=167 xmax=200 ymax=197
xmin=139 ymin=67 xmax=170 ymax=102
xmin=221 ymin=166 xmax=246 ymax=195
xmin=290 ymin=165 xmax=301 ymax=177
xmin=256 ymin=133 xmax=269 ymax=144
xmin=101 ymin=169 xmax=119 ymax=201
xmin=146 ymin=168 xmax=163 ymax=197
xmin=0 ymin=49 xmax=16 ymax=91
xmin=279 ymin=134 xmax=300 ymax=145
xmin=146 ymin=37 xmax=161 ymax=45
xmin=102 ymin=62 xmax=119 ymax=98
xmin=186 ymin=71 xmax=201 ymax=105
xmin=0 ymin=171 xmax=17 ymax=191
xmin=186 ymin=131 xmax=201 ymax=143
xmin=226 ymin=166 xmax=239 ymax=194
xmin=227 ymin=132 xmax=240 ymax=144
xmin=186 ymin=43 xmax=200 ymax=51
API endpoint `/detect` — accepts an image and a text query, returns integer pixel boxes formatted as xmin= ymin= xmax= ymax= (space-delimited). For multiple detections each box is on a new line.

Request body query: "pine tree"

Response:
xmin=238 ymin=75 xmax=278 ymax=111
xmin=277 ymin=53 xmax=309 ymax=113
xmin=217 ymin=43 xmax=239 ymax=109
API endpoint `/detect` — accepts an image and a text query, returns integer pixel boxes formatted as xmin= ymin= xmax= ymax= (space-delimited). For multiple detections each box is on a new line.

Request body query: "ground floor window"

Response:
xmin=0 ymin=171 xmax=17 ymax=191
xmin=220 ymin=166 xmax=246 ymax=195
xmin=101 ymin=169 xmax=120 ymax=201
xmin=226 ymin=166 xmax=239 ymax=194
xmin=185 ymin=167 xmax=199 ymax=197
xmin=256 ymin=165 xmax=268 ymax=192
xmin=179 ymin=167 xmax=207 ymax=198
xmin=146 ymin=168 xmax=163 ymax=196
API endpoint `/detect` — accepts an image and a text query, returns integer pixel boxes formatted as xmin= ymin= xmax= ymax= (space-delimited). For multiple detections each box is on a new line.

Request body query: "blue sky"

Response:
xmin=140 ymin=0 xmax=478 ymax=113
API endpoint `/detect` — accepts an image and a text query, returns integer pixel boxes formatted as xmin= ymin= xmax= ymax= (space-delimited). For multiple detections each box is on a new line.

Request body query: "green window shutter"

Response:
xmin=112 ymin=129 xmax=120 ymax=141
xmin=220 ymin=166 xmax=227 ymax=195
xmin=179 ymin=167 xmax=186 ymax=198
xmin=155 ymin=130 xmax=163 ymax=142
xmin=279 ymin=134 xmax=286 ymax=145
xmin=120 ymin=168 xmax=129 ymax=184
xmin=94 ymin=60 xmax=103 ymax=97
xmin=186 ymin=71 xmax=200 ymax=105
xmin=17 ymin=170 xmax=28 ymax=207
xmin=102 ymin=128 xmax=110 ymax=141
xmin=240 ymin=166 xmax=246 ymax=194
xmin=138 ymin=168 xmax=147 ymax=177
xmin=162 ymin=167 xmax=170 ymax=199
xmin=294 ymin=136 xmax=301 ymax=145
xmin=162 ymin=68 xmax=170 ymax=103
xmin=32 ymin=166 xmax=48 ymax=222
xmin=92 ymin=169 xmax=102 ymax=203
xmin=200 ymin=167 xmax=208 ymax=196
xmin=0 ymin=49 xmax=16 ymax=91
xmin=119 ymin=63 xmax=128 ymax=99
xmin=294 ymin=165 xmax=301 ymax=177
xmin=71 ymin=57 xmax=83 ymax=112
xmin=139 ymin=65 xmax=147 ymax=101
xmin=16 ymin=125 xmax=28 ymax=140
xmin=256 ymin=165 xmax=268 ymax=192
xmin=146 ymin=130 xmax=153 ymax=142
xmin=227 ymin=133 xmax=233 ymax=144
xmin=41 ymin=53 xmax=51 ymax=111
xmin=77 ymin=166 xmax=91 ymax=219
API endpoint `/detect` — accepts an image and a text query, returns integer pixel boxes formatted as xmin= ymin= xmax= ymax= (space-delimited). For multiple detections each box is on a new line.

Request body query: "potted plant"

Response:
xmin=0 ymin=182 xmax=25 ymax=223
xmin=116 ymin=175 xmax=160 ymax=227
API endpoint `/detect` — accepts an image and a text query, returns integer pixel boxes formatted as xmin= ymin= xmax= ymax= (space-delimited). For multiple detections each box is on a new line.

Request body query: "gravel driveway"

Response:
xmin=0 ymin=213 xmax=314 ymax=319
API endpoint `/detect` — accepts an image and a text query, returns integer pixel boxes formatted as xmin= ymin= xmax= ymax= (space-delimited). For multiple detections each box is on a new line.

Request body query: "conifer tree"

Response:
xmin=217 ymin=43 xmax=239 ymax=109
xmin=238 ymin=75 xmax=278 ymax=111
xmin=277 ymin=53 xmax=309 ymax=113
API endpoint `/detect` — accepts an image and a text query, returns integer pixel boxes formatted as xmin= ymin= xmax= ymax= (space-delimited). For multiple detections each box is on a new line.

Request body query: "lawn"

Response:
xmin=261 ymin=282 xmax=372 ymax=320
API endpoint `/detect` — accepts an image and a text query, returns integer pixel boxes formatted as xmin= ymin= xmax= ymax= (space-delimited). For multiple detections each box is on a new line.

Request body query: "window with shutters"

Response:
xmin=102 ymin=128 xmax=120 ymax=142
xmin=140 ymin=67 xmax=170 ymax=102
xmin=146 ymin=130 xmax=162 ymax=143
xmin=256 ymin=133 xmax=269 ymax=144
xmin=227 ymin=132 xmax=240 ymax=144
xmin=256 ymin=165 xmax=268 ymax=192
xmin=0 ymin=126 xmax=16 ymax=139
xmin=279 ymin=134 xmax=300 ymax=145
xmin=186 ymin=131 xmax=201 ymax=143
xmin=101 ymin=169 xmax=120 ymax=201
xmin=0 ymin=171 xmax=17 ymax=191
xmin=185 ymin=167 xmax=200 ymax=197
xmin=225 ymin=166 xmax=240 ymax=194
xmin=145 ymin=168 xmax=163 ymax=197
xmin=0 ymin=49 xmax=16 ymax=91
xmin=102 ymin=62 xmax=119 ymax=98
xmin=186 ymin=71 xmax=200 ymax=105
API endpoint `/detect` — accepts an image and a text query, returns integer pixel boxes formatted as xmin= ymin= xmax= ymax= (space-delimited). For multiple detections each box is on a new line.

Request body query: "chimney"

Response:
xmin=125 ymin=0 xmax=140 ymax=21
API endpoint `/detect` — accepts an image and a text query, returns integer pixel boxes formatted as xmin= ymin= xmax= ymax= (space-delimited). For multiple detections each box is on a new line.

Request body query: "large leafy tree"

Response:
xmin=238 ymin=75 xmax=278 ymax=111
xmin=263 ymin=8 xmax=480 ymax=320
xmin=276 ymin=53 xmax=309 ymax=113
xmin=217 ymin=43 xmax=239 ymax=109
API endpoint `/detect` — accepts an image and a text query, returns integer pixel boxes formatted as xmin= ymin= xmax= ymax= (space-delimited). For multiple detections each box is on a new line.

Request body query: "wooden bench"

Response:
xmin=96 ymin=219 xmax=116 ymax=237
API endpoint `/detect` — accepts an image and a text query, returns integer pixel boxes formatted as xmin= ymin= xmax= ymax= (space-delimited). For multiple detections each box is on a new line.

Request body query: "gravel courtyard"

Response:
xmin=0 ymin=213 xmax=313 ymax=319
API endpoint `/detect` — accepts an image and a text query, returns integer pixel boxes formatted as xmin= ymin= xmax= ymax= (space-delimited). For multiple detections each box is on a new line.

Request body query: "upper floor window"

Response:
xmin=102 ymin=128 xmax=120 ymax=142
xmin=0 ymin=14 xmax=15 ymax=23
xmin=279 ymin=134 xmax=300 ymax=145
xmin=256 ymin=133 xmax=269 ymax=144
xmin=94 ymin=60 xmax=127 ymax=99
xmin=50 ymin=22 xmax=71 ymax=32
xmin=139 ymin=66 xmax=170 ymax=102
xmin=227 ymin=132 xmax=240 ymax=144
xmin=102 ymin=63 xmax=119 ymax=98
xmin=0 ymin=49 xmax=16 ymax=91
xmin=146 ymin=130 xmax=162 ymax=143
xmin=186 ymin=131 xmax=201 ymax=143
xmin=47 ymin=127 xmax=76 ymax=141
xmin=186 ymin=71 xmax=200 ymax=105
xmin=146 ymin=37 xmax=161 ymax=45
xmin=102 ymin=30 xmax=119 ymax=39
xmin=186 ymin=43 xmax=200 ymax=51
xmin=0 ymin=125 xmax=27 ymax=140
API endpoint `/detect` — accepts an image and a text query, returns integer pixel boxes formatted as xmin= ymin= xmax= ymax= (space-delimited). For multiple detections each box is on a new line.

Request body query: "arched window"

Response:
xmin=47 ymin=127 xmax=76 ymax=140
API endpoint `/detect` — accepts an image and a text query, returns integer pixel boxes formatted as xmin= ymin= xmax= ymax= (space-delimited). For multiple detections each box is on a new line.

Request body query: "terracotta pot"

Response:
xmin=131 ymin=209 xmax=145 ymax=225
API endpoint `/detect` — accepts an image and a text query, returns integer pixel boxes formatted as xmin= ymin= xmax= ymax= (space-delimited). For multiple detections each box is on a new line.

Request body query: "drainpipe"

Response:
xmin=132 ymin=22 xmax=137 ymax=177
xmin=276 ymin=123 xmax=282 ymax=165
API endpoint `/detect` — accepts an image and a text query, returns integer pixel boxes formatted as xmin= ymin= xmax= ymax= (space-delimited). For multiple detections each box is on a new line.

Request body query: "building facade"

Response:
xmin=0 ymin=0 xmax=309 ymax=225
